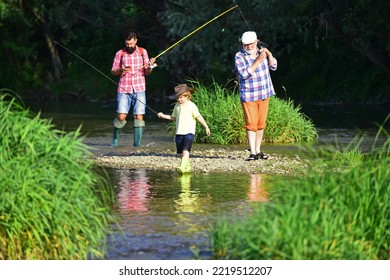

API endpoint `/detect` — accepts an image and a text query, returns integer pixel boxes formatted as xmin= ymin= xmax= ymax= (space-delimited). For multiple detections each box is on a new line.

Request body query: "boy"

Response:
xmin=157 ymin=84 xmax=210 ymax=173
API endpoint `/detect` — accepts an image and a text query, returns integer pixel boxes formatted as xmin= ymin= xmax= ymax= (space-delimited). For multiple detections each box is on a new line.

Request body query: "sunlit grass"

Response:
xmin=211 ymin=117 xmax=389 ymax=259
xmin=167 ymin=79 xmax=317 ymax=144
xmin=266 ymin=97 xmax=317 ymax=143
xmin=0 ymin=91 xmax=115 ymax=259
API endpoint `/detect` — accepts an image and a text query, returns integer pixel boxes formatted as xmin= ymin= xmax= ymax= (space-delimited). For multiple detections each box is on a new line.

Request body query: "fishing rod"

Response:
xmin=143 ymin=4 xmax=238 ymax=68
xmin=54 ymin=5 xmax=239 ymax=109
xmin=54 ymin=40 xmax=158 ymax=114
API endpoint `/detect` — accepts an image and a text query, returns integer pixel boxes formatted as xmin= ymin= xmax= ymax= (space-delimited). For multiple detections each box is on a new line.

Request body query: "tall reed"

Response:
xmin=0 ymin=92 xmax=115 ymax=259
xmin=266 ymin=98 xmax=317 ymax=143
xmin=167 ymin=79 xmax=317 ymax=144
xmin=211 ymin=122 xmax=389 ymax=259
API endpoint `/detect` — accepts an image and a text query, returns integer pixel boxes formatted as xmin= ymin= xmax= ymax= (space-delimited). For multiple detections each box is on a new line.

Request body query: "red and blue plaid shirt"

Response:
xmin=235 ymin=49 xmax=277 ymax=102
xmin=111 ymin=46 xmax=150 ymax=93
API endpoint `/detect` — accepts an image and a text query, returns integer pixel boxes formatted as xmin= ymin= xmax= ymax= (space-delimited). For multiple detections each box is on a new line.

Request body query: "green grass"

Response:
xmin=266 ymin=97 xmax=317 ymax=143
xmin=211 ymin=120 xmax=389 ymax=259
xmin=0 ymin=91 xmax=115 ymax=259
xmin=167 ymin=79 xmax=317 ymax=144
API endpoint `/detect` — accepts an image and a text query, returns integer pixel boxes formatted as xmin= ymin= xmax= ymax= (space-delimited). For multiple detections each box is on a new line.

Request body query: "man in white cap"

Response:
xmin=235 ymin=31 xmax=277 ymax=161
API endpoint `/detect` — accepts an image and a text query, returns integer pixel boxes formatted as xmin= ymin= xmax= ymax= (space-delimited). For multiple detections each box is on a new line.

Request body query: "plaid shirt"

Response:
xmin=235 ymin=49 xmax=277 ymax=102
xmin=111 ymin=46 xmax=150 ymax=93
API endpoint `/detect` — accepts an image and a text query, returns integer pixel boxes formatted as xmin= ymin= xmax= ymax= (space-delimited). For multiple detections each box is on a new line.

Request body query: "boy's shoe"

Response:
xmin=256 ymin=152 xmax=269 ymax=160
xmin=245 ymin=154 xmax=257 ymax=161
xmin=177 ymin=163 xmax=192 ymax=174
xmin=184 ymin=162 xmax=192 ymax=173
xmin=177 ymin=157 xmax=192 ymax=174
xmin=176 ymin=166 xmax=185 ymax=174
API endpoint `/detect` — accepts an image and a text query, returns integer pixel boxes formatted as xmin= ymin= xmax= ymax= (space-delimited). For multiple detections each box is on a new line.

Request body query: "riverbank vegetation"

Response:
xmin=0 ymin=92 xmax=115 ymax=259
xmin=211 ymin=122 xmax=389 ymax=259
xmin=167 ymin=80 xmax=317 ymax=144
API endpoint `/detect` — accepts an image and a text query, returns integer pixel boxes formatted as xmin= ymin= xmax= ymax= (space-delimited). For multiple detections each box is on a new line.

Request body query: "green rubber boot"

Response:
xmin=177 ymin=158 xmax=192 ymax=174
xmin=112 ymin=118 xmax=127 ymax=146
xmin=111 ymin=127 xmax=121 ymax=146
xmin=134 ymin=120 xmax=145 ymax=146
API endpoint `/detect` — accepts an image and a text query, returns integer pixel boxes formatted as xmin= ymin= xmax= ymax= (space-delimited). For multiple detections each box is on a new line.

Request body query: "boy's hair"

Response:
xmin=179 ymin=91 xmax=192 ymax=99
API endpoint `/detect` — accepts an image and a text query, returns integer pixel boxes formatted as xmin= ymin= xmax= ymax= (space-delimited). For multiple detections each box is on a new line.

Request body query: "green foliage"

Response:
xmin=266 ymin=98 xmax=317 ymax=143
xmin=211 ymin=125 xmax=390 ymax=259
xmin=0 ymin=0 xmax=389 ymax=103
xmin=0 ymin=91 xmax=115 ymax=259
xmin=189 ymin=79 xmax=246 ymax=144
xmin=166 ymin=80 xmax=317 ymax=144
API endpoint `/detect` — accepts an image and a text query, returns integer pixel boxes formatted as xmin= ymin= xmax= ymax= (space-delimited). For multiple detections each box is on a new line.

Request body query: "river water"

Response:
xmin=28 ymin=100 xmax=389 ymax=260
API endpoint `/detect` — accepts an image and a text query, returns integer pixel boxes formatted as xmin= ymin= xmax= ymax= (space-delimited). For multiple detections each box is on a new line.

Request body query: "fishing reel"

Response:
xmin=149 ymin=62 xmax=158 ymax=69
xmin=258 ymin=41 xmax=268 ymax=50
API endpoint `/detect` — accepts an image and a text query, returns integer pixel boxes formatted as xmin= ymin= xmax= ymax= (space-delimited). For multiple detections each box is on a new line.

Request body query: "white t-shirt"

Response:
xmin=171 ymin=100 xmax=200 ymax=135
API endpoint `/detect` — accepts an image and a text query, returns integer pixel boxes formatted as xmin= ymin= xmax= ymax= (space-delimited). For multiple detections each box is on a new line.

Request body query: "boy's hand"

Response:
xmin=205 ymin=127 xmax=211 ymax=136
xmin=157 ymin=112 xmax=164 ymax=118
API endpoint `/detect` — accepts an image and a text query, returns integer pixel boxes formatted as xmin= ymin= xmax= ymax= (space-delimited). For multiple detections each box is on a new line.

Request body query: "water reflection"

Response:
xmin=247 ymin=174 xmax=269 ymax=202
xmin=117 ymin=169 xmax=151 ymax=213
xmin=107 ymin=169 xmax=271 ymax=259
xmin=174 ymin=175 xmax=202 ymax=213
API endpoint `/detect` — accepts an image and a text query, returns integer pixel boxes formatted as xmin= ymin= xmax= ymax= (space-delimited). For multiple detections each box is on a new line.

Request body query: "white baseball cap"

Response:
xmin=241 ymin=31 xmax=257 ymax=44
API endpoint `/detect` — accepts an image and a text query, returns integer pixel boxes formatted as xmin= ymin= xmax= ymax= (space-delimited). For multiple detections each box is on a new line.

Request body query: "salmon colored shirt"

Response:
xmin=111 ymin=46 xmax=150 ymax=93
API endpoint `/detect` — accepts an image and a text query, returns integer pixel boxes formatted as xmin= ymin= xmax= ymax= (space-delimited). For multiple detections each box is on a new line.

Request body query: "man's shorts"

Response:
xmin=175 ymin=134 xmax=194 ymax=154
xmin=241 ymin=98 xmax=270 ymax=131
xmin=117 ymin=91 xmax=146 ymax=115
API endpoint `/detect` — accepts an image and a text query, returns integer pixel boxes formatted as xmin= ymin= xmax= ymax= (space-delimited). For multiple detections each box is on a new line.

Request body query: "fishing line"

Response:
xmin=232 ymin=0 xmax=268 ymax=49
xmin=54 ymin=40 xmax=158 ymax=114
xmin=232 ymin=0 xmax=252 ymax=31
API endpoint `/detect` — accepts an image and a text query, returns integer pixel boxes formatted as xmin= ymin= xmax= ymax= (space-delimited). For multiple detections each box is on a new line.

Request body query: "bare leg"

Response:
xmin=182 ymin=150 xmax=190 ymax=160
xmin=247 ymin=130 xmax=256 ymax=155
xmin=133 ymin=114 xmax=143 ymax=121
xmin=255 ymin=129 xmax=264 ymax=154
xmin=117 ymin=113 xmax=127 ymax=122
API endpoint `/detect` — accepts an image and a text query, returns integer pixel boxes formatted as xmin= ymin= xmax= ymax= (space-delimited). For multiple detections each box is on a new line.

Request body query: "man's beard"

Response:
xmin=245 ymin=47 xmax=258 ymax=55
xmin=126 ymin=47 xmax=136 ymax=54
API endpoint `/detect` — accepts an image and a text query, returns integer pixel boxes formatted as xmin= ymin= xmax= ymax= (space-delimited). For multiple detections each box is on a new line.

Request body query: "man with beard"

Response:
xmin=235 ymin=31 xmax=277 ymax=161
xmin=111 ymin=32 xmax=156 ymax=147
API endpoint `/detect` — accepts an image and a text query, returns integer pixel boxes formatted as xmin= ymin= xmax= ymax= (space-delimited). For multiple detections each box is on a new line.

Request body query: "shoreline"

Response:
xmin=92 ymin=148 xmax=308 ymax=175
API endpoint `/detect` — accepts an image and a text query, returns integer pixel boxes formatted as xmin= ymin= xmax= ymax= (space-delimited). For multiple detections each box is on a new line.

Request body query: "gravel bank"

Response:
xmin=93 ymin=148 xmax=308 ymax=175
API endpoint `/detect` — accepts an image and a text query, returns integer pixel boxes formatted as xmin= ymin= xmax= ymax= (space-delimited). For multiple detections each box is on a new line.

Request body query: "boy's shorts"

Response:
xmin=117 ymin=91 xmax=146 ymax=115
xmin=175 ymin=134 xmax=194 ymax=154
xmin=241 ymin=98 xmax=270 ymax=131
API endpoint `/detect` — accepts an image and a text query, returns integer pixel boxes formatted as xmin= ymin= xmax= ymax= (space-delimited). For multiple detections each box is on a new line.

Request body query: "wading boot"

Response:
xmin=112 ymin=118 xmax=127 ymax=147
xmin=134 ymin=120 xmax=145 ymax=146
xmin=111 ymin=127 xmax=121 ymax=146
xmin=177 ymin=158 xmax=192 ymax=174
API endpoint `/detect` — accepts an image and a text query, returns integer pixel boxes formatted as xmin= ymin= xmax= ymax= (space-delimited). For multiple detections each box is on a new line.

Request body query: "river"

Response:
xmin=28 ymin=100 xmax=389 ymax=259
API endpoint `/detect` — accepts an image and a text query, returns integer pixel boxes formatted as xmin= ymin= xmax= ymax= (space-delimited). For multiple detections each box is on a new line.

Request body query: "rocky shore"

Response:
xmin=93 ymin=147 xmax=309 ymax=175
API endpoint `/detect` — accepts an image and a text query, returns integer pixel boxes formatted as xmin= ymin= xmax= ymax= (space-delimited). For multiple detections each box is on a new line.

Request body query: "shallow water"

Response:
xmin=27 ymin=100 xmax=389 ymax=259
xmin=104 ymin=169 xmax=269 ymax=259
